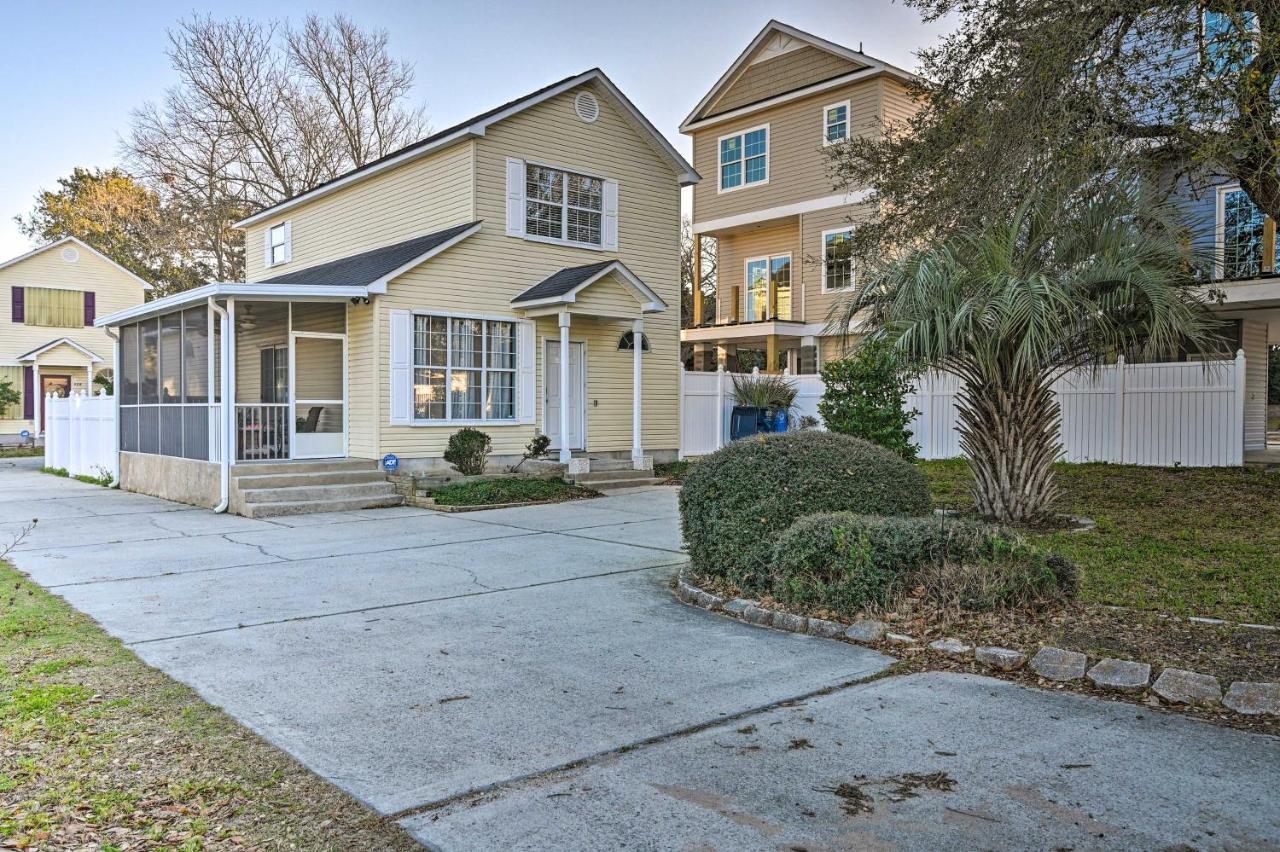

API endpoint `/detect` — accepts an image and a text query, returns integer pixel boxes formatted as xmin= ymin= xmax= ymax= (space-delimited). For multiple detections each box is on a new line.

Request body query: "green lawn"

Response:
xmin=430 ymin=476 xmax=594 ymax=506
xmin=920 ymin=459 xmax=1280 ymax=624
xmin=0 ymin=447 xmax=42 ymax=458
xmin=0 ymin=560 xmax=418 ymax=850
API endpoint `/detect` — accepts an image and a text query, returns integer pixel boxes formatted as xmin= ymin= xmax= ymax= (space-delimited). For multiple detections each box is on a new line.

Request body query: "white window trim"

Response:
xmin=821 ymin=227 xmax=855 ymax=293
xmin=1215 ymin=182 xmax=1271 ymax=281
xmin=524 ymin=161 xmax=606 ymax=250
xmin=742 ymin=252 xmax=792 ymax=321
xmin=409 ymin=311 xmax=519 ymax=425
xmin=717 ymin=123 xmax=770 ymax=194
xmin=822 ymin=100 xmax=851 ymax=146
xmin=266 ymin=221 xmax=291 ymax=268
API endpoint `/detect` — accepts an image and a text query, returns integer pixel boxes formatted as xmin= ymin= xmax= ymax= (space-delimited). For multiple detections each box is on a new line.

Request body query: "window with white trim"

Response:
xmin=823 ymin=101 xmax=849 ymax=144
xmin=719 ymin=125 xmax=768 ymax=191
xmin=412 ymin=315 xmax=516 ymax=421
xmin=744 ymin=254 xmax=791 ymax=321
xmin=525 ymin=164 xmax=603 ymax=246
xmin=1219 ymin=186 xmax=1276 ymax=281
xmin=822 ymin=228 xmax=854 ymax=291
xmin=268 ymin=222 xmax=290 ymax=266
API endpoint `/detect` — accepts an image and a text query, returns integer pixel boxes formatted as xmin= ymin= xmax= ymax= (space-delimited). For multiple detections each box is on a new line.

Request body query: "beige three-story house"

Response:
xmin=1 ymin=237 xmax=150 ymax=436
xmin=97 ymin=70 xmax=698 ymax=513
xmin=681 ymin=21 xmax=918 ymax=372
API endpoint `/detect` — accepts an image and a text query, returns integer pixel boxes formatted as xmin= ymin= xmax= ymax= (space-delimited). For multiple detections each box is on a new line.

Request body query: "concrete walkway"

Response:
xmin=4 ymin=462 xmax=1278 ymax=850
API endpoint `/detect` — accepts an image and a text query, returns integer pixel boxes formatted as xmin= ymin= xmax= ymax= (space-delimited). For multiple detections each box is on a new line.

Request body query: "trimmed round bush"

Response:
xmin=769 ymin=511 xmax=1078 ymax=616
xmin=679 ymin=430 xmax=932 ymax=589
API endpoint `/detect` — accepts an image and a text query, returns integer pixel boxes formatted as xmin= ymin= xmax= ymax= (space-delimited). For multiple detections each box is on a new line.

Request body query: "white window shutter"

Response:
xmin=263 ymin=229 xmax=273 ymax=268
xmin=506 ymin=158 xmax=526 ymax=237
xmin=389 ymin=310 xmax=413 ymax=425
xmin=516 ymin=319 xmax=536 ymax=424
xmin=282 ymin=221 xmax=292 ymax=263
xmin=602 ymin=179 xmax=619 ymax=250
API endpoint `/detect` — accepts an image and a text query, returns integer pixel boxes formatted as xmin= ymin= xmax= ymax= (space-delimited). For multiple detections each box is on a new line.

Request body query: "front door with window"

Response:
xmin=544 ymin=341 xmax=585 ymax=451
xmin=289 ymin=332 xmax=346 ymax=459
xmin=40 ymin=374 xmax=71 ymax=433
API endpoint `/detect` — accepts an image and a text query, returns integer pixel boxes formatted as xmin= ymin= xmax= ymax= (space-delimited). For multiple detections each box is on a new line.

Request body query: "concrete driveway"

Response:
xmin=4 ymin=462 xmax=1279 ymax=850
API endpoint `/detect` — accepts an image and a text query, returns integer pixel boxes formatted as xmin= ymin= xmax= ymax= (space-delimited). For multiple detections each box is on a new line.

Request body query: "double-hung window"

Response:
xmin=719 ymin=125 xmax=768 ymax=192
xmin=413 ymin=315 xmax=516 ymax=422
xmin=822 ymin=228 xmax=854 ymax=291
xmin=267 ymin=222 xmax=291 ymax=266
xmin=525 ymin=164 xmax=603 ymax=247
xmin=1219 ymin=186 xmax=1277 ymax=281
xmin=823 ymin=101 xmax=849 ymax=144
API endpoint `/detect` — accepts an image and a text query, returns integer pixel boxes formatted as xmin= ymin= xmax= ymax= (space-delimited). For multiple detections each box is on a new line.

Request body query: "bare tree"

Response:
xmin=124 ymin=13 xmax=427 ymax=284
xmin=680 ymin=219 xmax=717 ymax=329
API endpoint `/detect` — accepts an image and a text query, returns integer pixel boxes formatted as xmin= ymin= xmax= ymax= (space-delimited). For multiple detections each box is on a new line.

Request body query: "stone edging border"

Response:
xmin=673 ymin=573 xmax=1279 ymax=718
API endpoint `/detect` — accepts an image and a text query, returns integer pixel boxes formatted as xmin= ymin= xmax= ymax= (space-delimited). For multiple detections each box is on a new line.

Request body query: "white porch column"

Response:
xmin=32 ymin=364 xmax=40 ymax=434
xmin=85 ymin=364 xmax=93 ymax=395
xmin=558 ymin=311 xmax=572 ymax=464
xmin=631 ymin=317 xmax=644 ymax=466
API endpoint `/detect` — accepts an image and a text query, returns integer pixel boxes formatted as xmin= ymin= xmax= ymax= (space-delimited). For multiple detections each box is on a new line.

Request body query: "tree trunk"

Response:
xmin=954 ymin=373 xmax=1062 ymax=524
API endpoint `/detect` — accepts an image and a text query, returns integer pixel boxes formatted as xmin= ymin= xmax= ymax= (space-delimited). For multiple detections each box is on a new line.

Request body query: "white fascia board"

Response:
xmin=511 ymin=261 xmax=669 ymax=314
xmin=95 ymin=282 xmax=368 ymax=327
xmin=366 ymin=223 xmax=484 ymax=294
xmin=0 ymin=236 xmax=155 ymax=291
xmin=693 ymin=190 xmax=872 ymax=234
xmin=681 ymin=68 xmax=897 ymax=133
xmin=16 ymin=337 xmax=105 ymax=363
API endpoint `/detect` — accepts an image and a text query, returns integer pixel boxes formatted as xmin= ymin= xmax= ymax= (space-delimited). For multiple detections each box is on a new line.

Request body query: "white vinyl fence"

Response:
xmin=680 ymin=352 xmax=1246 ymax=467
xmin=42 ymin=392 xmax=117 ymax=480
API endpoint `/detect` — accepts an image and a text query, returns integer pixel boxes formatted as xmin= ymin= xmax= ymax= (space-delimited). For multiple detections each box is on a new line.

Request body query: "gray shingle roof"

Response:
xmin=261 ymin=222 xmax=480 ymax=287
xmin=511 ymin=261 xmax=617 ymax=304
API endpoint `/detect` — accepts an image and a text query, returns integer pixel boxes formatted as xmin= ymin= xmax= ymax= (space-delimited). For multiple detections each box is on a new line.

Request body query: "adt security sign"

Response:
xmin=381 ymin=453 xmax=400 ymax=473
xmin=19 ymin=430 xmax=31 ymax=441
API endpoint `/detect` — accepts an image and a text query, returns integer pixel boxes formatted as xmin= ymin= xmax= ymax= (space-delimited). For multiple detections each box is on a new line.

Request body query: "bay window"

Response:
xmin=413 ymin=315 xmax=516 ymax=422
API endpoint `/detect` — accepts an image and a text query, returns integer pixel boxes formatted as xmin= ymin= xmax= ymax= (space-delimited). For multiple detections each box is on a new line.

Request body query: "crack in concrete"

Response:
xmin=124 ymin=560 xmax=688 ymax=646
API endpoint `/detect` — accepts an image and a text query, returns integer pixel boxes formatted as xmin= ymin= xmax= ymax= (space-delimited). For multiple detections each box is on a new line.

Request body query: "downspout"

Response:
xmin=209 ymin=297 xmax=230 ymax=513
xmin=104 ymin=327 xmax=121 ymax=485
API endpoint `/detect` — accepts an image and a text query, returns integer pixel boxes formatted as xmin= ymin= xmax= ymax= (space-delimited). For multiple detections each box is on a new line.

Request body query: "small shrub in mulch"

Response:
xmin=443 ymin=427 xmax=492 ymax=475
xmin=679 ymin=431 xmax=932 ymax=592
xmin=430 ymin=477 xmax=593 ymax=507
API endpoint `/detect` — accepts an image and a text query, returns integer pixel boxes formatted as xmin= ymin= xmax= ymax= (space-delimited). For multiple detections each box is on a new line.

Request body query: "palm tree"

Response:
xmin=838 ymin=178 xmax=1221 ymax=522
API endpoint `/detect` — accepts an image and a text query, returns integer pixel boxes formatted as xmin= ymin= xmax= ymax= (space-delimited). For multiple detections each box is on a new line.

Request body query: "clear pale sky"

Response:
xmin=0 ymin=0 xmax=948 ymax=261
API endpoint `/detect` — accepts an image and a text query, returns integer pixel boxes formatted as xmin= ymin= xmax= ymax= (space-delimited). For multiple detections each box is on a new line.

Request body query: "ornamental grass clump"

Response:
xmin=678 ymin=430 xmax=932 ymax=591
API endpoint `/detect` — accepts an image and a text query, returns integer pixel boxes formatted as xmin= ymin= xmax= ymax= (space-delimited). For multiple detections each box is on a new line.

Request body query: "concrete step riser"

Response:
xmin=581 ymin=478 xmax=664 ymax=490
xmin=242 ymin=494 xmax=403 ymax=518
xmin=240 ymin=482 xmax=397 ymax=504
xmin=573 ymin=470 xmax=654 ymax=484
xmin=230 ymin=460 xmax=379 ymax=476
xmin=233 ymin=471 xmax=388 ymax=489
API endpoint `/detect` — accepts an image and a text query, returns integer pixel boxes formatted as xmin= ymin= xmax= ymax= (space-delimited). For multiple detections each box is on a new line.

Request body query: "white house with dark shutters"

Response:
xmin=0 ymin=236 xmax=150 ymax=436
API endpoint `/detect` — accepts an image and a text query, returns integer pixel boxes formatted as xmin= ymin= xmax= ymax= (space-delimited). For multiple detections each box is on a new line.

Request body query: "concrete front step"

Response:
xmin=584 ymin=457 xmax=639 ymax=472
xmin=240 ymin=481 xmax=398 ymax=504
xmin=241 ymin=493 xmax=403 ymax=518
xmin=233 ymin=470 xmax=388 ymax=489
xmin=230 ymin=459 xmax=379 ymax=477
xmin=573 ymin=468 xmax=653 ymax=484
xmin=582 ymin=477 xmax=666 ymax=491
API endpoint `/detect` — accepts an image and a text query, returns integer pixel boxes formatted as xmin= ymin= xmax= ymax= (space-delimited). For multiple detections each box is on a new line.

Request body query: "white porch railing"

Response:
xmin=680 ymin=352 xmax=1247 ymax=467
xmin=43 ymin=391 xmax=116 ymax=478
xmin=235 ymin=403 xmax=290 ymax=461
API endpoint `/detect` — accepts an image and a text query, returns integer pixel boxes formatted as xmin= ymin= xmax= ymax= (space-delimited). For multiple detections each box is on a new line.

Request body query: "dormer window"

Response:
xmin=718 ymin=125 xmax=768 ymax=192
xmin=267 ymin=222 xmax=292 ymax=266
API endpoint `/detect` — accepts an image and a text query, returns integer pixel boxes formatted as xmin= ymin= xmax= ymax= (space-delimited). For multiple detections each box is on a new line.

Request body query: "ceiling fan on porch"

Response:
xmin=236 ymin=305 xmax=259 ymax=332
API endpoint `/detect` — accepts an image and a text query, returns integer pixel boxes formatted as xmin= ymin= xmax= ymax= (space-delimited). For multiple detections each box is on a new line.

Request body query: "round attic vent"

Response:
xmin=61 ymin=246 xmax=80 ymax=263
xmin=574 ymin=91 xmax=600 ymax=123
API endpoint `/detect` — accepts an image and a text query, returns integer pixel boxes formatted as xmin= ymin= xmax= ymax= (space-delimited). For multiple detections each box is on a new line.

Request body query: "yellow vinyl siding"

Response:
xmin=24 ymin=287 xmax=84 ymax=328
xmin=692 ymin=78 xmax=882 ymax=222
xmin=714 ymin=222 xmax=801 ymax=322
xmin=244 ymin=142 xmax=476 ymax=282
xmin=0 ymin=242 xmax=145 ymax=430
xmin=799 ymin=203 xmax=876 ymax=327
xmin=568 ymin=273 xmax=643 ymax=319
xmin=345 ymin=299 xmax=378 ymax=459
xmin=0 ymin=366 xmax=22 ymax=419
xmin=707 ymin=46 xmax=863 ymax=116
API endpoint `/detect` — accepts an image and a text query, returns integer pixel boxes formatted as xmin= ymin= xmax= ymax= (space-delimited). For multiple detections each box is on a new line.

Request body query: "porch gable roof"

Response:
xmin=510 ymin=260 xmax=667 ymax=314
xmin=260 ymin=221 xmax=481 ymax=293
xmin=16 ymin=337 xmax=105 ymax=363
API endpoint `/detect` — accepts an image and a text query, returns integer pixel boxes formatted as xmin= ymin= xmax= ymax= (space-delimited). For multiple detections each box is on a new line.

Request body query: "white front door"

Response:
xmin=545 ymin=340 xmax=585 ymax=451
xmin=289 ymin=332 xmax=347 ymax=459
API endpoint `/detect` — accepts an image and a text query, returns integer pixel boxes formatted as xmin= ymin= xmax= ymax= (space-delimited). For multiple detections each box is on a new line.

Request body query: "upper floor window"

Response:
xmin=267 ymin=222 xmax=291 ymax=266
xmin=526 ymin=164 xmax=603 ymax=247
xmin=823 ymin=101 xmax=850 ymax=145
xmin=719 ymin=125 xmax=768 ymax=192
xmin=822 ymin=228 xmax=854 ymax=291
xmin=14 ymin=286 xmax=87 ymax=328
xmin=412 ymin=315 xmax=516 ymax=422
xmin=1219 ymin=186 xmax=1277 ymax=281
xmin=1201 ymin=10 xmax=1258 ymax=77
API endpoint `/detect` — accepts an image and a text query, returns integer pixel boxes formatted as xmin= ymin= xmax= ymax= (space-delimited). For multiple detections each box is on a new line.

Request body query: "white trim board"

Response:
xmin=16 ymin=337 xmax=105 ymax=363
xmin=236 ymin=69 xmax=699 ymax=228
xmin=95 ymin=282 xmax=368 ymax=328
xmin=692 ymin=190 xmax=871 ymax=234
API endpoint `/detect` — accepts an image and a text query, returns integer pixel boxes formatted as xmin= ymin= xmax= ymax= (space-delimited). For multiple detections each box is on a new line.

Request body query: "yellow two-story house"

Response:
xmin=1 ymin=237 xmax=150 ymax=436
xmin=681 ymin=21 xmax=918 ymax=372
xmin=97 ymin=69 xmax=698 ymax=514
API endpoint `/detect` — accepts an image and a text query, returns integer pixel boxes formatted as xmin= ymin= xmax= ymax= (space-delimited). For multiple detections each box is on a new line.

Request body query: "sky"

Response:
xmin=0 ymin=0 xmax=950 ymax=261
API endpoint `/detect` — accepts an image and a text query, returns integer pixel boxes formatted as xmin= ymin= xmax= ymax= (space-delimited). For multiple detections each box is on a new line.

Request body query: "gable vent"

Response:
xmin=574 ymin=91 xmax=600 ymax=123
xmin=61 ymin=246 xmax=80 ymax=263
